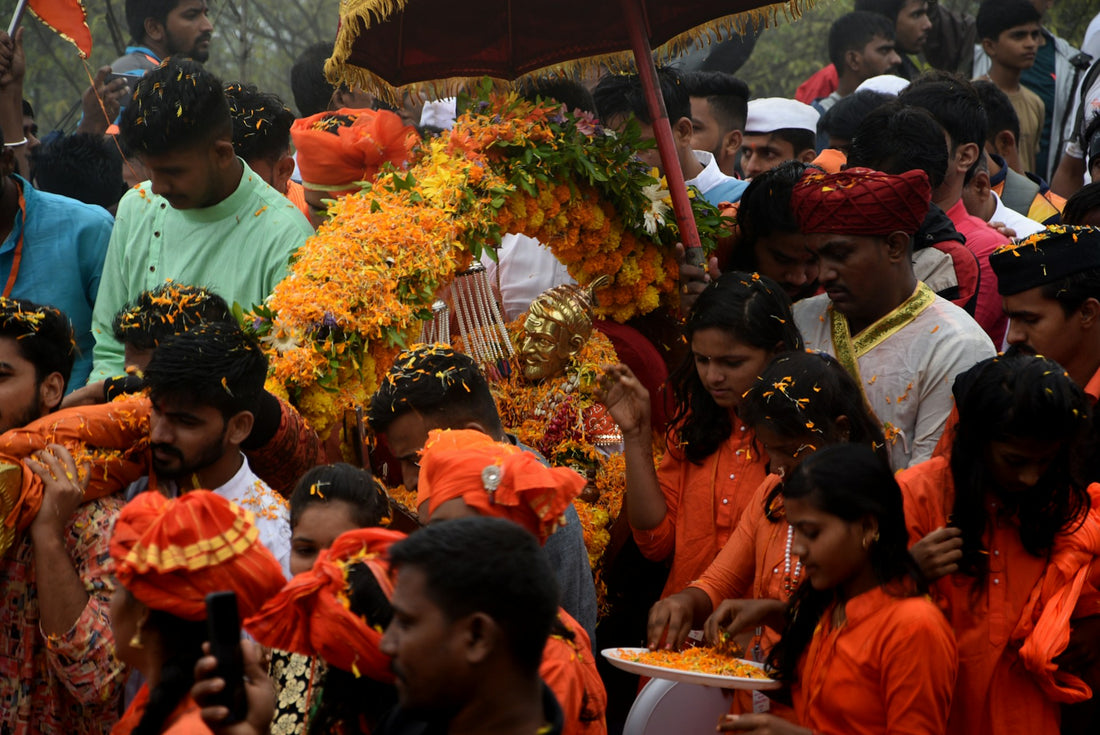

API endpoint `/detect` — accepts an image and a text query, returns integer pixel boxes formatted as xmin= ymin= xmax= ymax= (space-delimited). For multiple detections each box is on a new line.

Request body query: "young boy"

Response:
xmin=975 ymin=0 xmax=1046 ymax=175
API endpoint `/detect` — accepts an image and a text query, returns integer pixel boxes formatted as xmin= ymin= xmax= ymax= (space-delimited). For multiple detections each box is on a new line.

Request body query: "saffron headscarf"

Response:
xmin=110 ymin=490 xmax=285 ymax=621
xmin=292 ymin=107 xmax=418 ymax=194
xmin=989 ymin=225 xmax=1100 ymax=296
xmin=791 ymin=167 xmax=932 ymax=236
xmin=416 ymin=429 xmax=585 ymax=545
xmin=245 ymin=528 xmax=403 ymax=681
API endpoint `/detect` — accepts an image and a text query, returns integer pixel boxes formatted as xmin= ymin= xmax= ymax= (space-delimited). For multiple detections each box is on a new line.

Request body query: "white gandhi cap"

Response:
xmin=855 ymin=74 xmax=910 ymax=96
xmin=745 ymin=98 xmax=820 ymax=135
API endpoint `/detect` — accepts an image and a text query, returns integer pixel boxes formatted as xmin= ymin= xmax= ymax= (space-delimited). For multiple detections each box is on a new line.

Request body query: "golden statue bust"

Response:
xmin=518 ymin=276 xmax=610 ymax=382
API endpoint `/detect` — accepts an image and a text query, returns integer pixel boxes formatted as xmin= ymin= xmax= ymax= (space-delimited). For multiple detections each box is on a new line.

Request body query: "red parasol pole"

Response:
xmin=619 ymin=0 xmax=704 ymax=264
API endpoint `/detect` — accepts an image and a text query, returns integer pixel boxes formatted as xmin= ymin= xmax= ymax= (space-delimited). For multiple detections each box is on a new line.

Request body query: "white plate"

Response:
xmin=601 ymin=647 xmax=781 ymax=690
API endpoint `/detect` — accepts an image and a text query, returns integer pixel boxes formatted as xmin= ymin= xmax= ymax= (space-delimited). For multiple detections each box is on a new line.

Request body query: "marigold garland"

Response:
xmin=251 ymin=83 xmax=729 ymax=437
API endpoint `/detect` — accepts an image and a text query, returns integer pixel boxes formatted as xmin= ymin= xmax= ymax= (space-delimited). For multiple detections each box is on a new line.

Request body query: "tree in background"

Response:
xmin=734 ymin=0 xmax=1094 ymax=99
xmin=19 ymin=0 xmax=338 ymax=130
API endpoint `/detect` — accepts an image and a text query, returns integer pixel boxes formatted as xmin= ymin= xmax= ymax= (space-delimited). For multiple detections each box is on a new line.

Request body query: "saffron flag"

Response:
xmin=27 ymin=0 xmax=93 ymax=58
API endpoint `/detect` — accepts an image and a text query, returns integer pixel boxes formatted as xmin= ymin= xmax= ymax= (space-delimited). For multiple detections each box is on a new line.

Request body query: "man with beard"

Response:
xmin=0 ymin=297 xmax=128 ymax=733
xmin=790 ymin=167 xmax=994 ymax=470
xmin=111 ymin=0 xmax=213 ymax=77
xmin=126 ymin=321 xmax=291 ymax=576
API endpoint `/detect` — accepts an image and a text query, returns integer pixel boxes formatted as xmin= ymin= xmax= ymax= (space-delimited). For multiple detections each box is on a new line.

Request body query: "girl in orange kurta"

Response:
xmin=648 ymin=352 xmax=889 ymax=721
xmin=717 ymin=444 xmax=957 ymax=735
xmin=598 ymin=273 xmax=803 ymax=598
xmin=646 ymin=351 xmax=887 ymax=653
xmin=898 ymin=354 xmax=1100 ymax=735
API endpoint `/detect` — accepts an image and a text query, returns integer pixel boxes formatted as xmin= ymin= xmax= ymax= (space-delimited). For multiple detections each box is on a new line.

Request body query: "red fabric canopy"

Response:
xmin=329 ymin=0 xmax=807 ymax=98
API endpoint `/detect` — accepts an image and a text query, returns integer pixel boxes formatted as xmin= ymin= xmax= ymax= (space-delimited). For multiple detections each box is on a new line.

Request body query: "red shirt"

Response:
xmin=944 ymin=199 xmax=1010 ymax=345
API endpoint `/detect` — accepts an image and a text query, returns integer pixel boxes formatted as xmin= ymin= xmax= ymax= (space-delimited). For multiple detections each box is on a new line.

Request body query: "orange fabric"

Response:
xmin=691 ymin=475 xmax=790 ymax=638
xmin=111 ymin=686 xmax=209 ymax=735
xmin=0 ymin=393 xmax=318 ymax=536
xmin=791 ymin=585 xmax=957 ymax=735
xmin=689 ymin=474 xmax=796 ymax=722
xmin=110 ymin=490 xmax=286 ymax=621
xmin=990 ymin=179 xmax=1065 ymax=225
xmin=246 ymin=527 xmax=404 ymax=682
xmin=1083 ymin=363 xmax=1100 ymax=404
xmin=898 ymin=456 xmax=1100 ymax=735
xmin=285 ymin=180 xmax=310 ymax=220
xmin=635 ymin=416 xmax=768 ymax=598
xmin=811 ymin=148 xmax=847 ymax=174
xmin=541 ymin=609 xmax=607 ymax=735
xmin=292 ymin=108 xmax=418 ymax=192
xmin=0 ymin=395 xmax=151 ymax=535
xmin=28 ymin=0 xmax=92 ymax=58
xmin=792 ymin=168 xmax=932 ymax=236
xmin=416 ymin=429 xmax=586 ymax=544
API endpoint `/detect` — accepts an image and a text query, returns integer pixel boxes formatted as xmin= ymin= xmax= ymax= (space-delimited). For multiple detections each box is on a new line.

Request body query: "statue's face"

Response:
xmin=519 ymin=311 xmax=569 ymax=381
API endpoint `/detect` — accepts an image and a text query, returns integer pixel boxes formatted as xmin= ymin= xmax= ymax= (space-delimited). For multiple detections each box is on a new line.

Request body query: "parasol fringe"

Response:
xmin=326 ymin=0 xmax=818 ymax=104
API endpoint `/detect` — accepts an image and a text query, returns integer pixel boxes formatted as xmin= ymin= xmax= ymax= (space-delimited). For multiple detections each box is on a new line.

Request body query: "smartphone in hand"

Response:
xmin=204 ymin=590 xmax=249 ymax=724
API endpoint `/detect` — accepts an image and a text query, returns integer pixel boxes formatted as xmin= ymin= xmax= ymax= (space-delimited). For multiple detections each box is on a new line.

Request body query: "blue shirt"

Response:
xmin=2 ymin=176 xmax=113 ymax=390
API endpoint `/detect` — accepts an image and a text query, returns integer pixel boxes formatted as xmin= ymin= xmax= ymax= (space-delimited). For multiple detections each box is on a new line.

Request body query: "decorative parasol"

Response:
xmin=326 ymin=0 xmax=816 ymax=258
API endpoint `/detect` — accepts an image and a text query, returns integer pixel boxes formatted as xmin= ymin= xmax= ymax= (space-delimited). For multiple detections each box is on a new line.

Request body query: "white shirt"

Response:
xmin=480 ymin=233 xmax=578 ymax=322
xmin=685 ymin=150 xmax=744 ymax=201
xmin=125 ymin=454 xmax=292 ymax=578
xmin=990 ymin=192 xmax=1045 ymax=239
xmin=794 ymin=291 xmax=995 ymax=470
xmin=1083 ymin=13 xmax=1100 ymax=62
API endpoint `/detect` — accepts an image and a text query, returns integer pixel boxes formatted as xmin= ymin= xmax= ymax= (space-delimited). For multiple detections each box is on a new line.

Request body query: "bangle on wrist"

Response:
xmin=4 ymin=137 xmax=27 ymax=148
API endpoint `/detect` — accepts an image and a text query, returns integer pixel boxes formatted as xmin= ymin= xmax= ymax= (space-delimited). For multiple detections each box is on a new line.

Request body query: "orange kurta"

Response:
xmin=690 ymin=473 xmax=797 ymax=721
xmin=541 ymin=609 xmax=607 ymax=735
xmin=692 ymin=474 xmax=791 ymax=608
xmin=792 ymin=586 xmax=957 ymax=735
xmin=898 ymin=456 xmax=1100 ymax=735
xmin=634 ymin=416 xmax=768 ymax=598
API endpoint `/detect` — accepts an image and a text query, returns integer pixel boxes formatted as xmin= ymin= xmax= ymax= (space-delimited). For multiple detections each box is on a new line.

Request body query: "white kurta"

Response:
xmin=126 ymin=454 xmax=292 ymax=578
xmin=794 ymin=290 xmax=996 ymax=470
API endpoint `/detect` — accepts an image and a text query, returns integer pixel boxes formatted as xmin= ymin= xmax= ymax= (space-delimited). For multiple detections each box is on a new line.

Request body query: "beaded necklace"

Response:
xmin=783 ymin=523 xmax=803 ymax=595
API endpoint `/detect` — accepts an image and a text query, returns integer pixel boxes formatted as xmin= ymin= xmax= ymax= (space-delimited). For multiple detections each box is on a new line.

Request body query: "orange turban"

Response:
xmin=245 ymin=528 xmax=403 ymax=681
xmin=416 ymin=429 xmax=585 ymax=545
xmin=791 ymin=167 xmax=931 ymax=236
xmin=0 ymin=395 xmax=151 ymax=557
xmin=292 ymin=107 xmax=419 ymax=193
xmin=110 ymin=490 xmax=286 ymax=621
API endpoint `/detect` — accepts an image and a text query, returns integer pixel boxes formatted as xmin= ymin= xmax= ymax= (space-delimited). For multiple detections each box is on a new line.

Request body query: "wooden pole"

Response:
xmin=619 ymin=0 xmax=705 ymax=264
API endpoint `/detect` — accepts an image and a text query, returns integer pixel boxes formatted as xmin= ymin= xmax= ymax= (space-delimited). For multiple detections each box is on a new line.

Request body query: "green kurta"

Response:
xmin=90 ymin=161 xmax=313 ymax=380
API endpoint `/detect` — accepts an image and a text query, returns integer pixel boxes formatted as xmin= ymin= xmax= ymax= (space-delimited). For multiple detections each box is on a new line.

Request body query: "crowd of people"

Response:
xmin=3 ymin=0 xmax=1100 ymax=734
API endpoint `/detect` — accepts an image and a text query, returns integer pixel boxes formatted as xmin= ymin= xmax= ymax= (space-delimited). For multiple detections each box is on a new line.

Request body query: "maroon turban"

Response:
xmin=791 ymin=167 xmax=932 ymax=236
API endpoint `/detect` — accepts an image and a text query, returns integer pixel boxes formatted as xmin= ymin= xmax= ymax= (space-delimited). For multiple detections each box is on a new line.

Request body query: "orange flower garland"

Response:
xmin=251 ymin=87 xmax=728 ymax=436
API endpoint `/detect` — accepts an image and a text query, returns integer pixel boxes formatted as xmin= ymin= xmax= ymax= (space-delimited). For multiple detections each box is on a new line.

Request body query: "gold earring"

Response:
xmin=130 ymin=625 xmax=144 ymax=650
